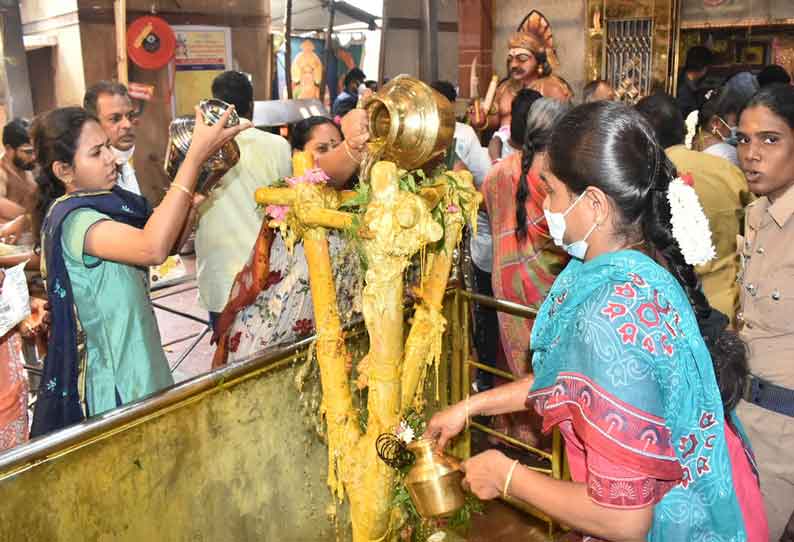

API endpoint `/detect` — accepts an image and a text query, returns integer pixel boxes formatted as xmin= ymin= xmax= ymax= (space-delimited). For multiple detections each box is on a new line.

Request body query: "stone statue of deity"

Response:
xmin=472 ymin=10 xmax=572 ymax=131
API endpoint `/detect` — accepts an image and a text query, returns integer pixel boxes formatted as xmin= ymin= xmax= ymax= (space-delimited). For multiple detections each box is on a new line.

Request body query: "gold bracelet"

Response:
xmin=343 ymin=140 xmax=362 ymax=163
xmin=170 ymin=183 xmax=193 ymax=198
xmin=502 ymin=459 xmax=520 ymax=500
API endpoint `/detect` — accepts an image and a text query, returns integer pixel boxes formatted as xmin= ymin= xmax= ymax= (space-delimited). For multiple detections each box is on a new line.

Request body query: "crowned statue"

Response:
xmin=471 ymin=10 xmax=571 ymax=131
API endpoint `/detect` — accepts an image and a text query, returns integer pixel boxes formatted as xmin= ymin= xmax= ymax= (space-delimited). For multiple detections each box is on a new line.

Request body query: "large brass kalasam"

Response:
xmin=404 ymin=438 xmax=466 ymax=518
xmin=363 ymin=75 xmax=455 ymax=171
xmin=164 ymin=99 xmax=241 ymax=195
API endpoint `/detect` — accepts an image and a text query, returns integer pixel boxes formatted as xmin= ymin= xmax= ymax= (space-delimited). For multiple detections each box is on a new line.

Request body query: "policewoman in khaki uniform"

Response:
xmin=736 ymin=84 xmax=794 ymax=541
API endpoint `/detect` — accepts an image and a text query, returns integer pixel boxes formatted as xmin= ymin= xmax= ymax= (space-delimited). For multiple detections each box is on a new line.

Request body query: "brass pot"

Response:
xmin=404 ymin=438 xmax=465 ymax=518
xmin=363 ymin=75 xmax=455 ymax=171
xmin=163 ymin=98 xmax=241 ymax=195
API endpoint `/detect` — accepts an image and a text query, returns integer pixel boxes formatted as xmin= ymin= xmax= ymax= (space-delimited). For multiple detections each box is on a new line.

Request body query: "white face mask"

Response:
xmin=543 ymin=191 xmax=598 ymax=260
xmin=111 ymin=145 xmax=135 ymax=165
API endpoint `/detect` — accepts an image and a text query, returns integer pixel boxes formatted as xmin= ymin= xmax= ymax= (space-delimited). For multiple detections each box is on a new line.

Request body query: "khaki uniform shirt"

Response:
xmin=738 ymin=183 xmax=794 ymax=389
xmin=736 ymin=183 xmax=794 ymax=539
xmin=667 ymin=146 xmax=753 ymax=322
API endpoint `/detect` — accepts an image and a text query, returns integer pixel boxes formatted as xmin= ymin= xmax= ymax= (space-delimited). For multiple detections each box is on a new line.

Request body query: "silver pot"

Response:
xmin=163 ymin=99 xmax=241 ymax=195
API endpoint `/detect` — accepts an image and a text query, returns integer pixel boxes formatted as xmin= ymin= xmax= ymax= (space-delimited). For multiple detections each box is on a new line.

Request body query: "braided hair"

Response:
xmin=548 ymin=101 xmax=741 ymax=411
xmin=31 ymin=107 xmax=98 ymax=240
xmin=515 ymin=98 xmax=570 ymax=243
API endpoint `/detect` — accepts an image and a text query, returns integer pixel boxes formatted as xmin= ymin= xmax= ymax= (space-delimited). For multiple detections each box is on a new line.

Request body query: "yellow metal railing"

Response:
xmin=450 ymin=285 xmax=568 ymax=539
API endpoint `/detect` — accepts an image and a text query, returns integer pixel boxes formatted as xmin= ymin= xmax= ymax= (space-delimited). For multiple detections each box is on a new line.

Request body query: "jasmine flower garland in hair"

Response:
xmin=666 ymin=176 xmax=716 ymax=266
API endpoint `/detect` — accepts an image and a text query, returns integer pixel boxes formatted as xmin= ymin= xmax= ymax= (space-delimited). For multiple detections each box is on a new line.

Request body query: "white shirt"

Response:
xmin=703 ymin=142 xmax=739 ymax=167
xmin=453 ymin=122 xmax=494 ymax=272
xmin=116 ymin=161 xmax=142 ymax=195
xmin=113 ymin=146 xmax=142 ymax=195
xmin=194 ymin=128 xmax=292 ymax=312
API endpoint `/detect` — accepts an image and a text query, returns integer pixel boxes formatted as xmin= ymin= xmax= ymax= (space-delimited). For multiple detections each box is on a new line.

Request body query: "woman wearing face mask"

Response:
xmin=211 ymin=116 xmax=363 ymax=366
xmin=735 ymin=84 xmax=794 ymax=541
xmin=30 ymin=106 xmax=247 ymax=437
xmin=693 ymin=88 xmax=743 ymax=166
xmin=425 ymin=102 xmax=767 ymax=541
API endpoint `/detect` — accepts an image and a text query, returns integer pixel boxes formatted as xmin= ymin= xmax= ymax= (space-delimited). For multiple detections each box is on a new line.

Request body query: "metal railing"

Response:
xmin=450 ymin=285 xmax=568 ymax=538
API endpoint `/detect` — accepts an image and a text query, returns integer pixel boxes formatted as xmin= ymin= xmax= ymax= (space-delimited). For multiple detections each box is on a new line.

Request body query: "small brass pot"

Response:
xmin=163 ymin=98 xmax=241 ymax=195
xmin=404 ymin=438 xmax=465 ymax=518
xmin=363 ymin=75 xmax=455 ymax=171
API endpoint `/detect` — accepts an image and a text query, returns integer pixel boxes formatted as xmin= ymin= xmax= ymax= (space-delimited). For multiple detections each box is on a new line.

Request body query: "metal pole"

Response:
xmin=114 ymin=0 xmax=128 ymax=84
xmin=421 ymin=0 xmax=438 ymax=82
xmin=319 ymin=0 xmax=336 ymax=104
xmin=377 ymin=0 xmax=389 ymax=84
xmin=285 ymin=0 xmax=294 ymax=99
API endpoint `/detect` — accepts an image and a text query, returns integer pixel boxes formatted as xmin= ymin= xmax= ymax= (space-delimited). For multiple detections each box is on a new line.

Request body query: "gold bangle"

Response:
xmin=343 ymin=140 xmax=362 ymax=163
xmin=503 ymin=459 xmax=519 ymax=500
xmin=170 ymin=183 xmax=193 ymax=198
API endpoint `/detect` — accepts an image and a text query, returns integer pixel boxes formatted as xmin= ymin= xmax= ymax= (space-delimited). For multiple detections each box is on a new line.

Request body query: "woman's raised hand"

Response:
xmin=423 ymin=400 xmax=468 ymax=450
xmin=186 ymin=105 xmax=251 ymax=164
xmin=340 ymin=109 xmax=369 ymax=153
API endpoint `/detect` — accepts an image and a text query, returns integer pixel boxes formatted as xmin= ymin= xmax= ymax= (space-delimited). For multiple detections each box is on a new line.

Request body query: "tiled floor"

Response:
xmin=151 ymin=255 xmax=215 ymax=383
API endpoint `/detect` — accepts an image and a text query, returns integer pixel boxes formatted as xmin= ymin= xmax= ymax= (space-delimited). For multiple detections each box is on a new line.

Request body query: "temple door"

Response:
xmin=586 ymin=0 xmax=682 ymax=103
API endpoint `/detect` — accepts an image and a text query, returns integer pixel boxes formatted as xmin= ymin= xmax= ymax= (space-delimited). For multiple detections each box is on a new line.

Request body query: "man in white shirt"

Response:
xmin=84 ymin=81 xmax=142 ymax=195
xmin=197 ymin=71 xmax=292 ymax=329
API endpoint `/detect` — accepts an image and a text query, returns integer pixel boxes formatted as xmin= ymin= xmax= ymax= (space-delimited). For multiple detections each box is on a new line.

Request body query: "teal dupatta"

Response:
xmin=528 ymin=250 xmax=747 ymax=541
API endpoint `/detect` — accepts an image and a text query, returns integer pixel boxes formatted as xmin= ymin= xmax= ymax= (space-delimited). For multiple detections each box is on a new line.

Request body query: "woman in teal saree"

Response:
xmin=426 ymin=102 xmax=767 ymax=541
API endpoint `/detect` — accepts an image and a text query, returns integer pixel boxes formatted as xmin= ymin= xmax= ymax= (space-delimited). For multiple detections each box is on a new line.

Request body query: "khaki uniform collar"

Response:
xmin=766 ymin=183 xmax=794 ymax=228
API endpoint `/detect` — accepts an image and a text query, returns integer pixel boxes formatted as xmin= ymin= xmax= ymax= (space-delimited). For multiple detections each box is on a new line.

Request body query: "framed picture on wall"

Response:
xmin=738 ymin=42 xmax=769 ymax=66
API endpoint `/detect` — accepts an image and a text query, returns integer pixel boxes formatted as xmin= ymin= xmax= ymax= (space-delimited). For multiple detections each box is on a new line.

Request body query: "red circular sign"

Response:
xmin=127 ymin=16 xmax=176 ymax=70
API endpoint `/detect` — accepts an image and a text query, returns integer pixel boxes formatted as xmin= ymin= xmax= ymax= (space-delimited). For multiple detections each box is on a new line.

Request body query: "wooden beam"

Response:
xmin=388 ymin=17 xmax=457 ymax=32
xmin=79 ymin=7 xmax=270 ymax=28
xmin=319 ymin=0 xmax=335 ymax=104
xmin=114 ymin=0 xmax=127 ymax=84
xmin=285 ymin=0 xmax=293 ymax=99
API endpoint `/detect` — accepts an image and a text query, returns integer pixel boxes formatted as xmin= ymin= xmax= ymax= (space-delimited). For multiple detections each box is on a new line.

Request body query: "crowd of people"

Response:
xmin=0 ymin=32 xmax=790 ymax=541
xmin=423 ymin=42 xmax=794 ymax=541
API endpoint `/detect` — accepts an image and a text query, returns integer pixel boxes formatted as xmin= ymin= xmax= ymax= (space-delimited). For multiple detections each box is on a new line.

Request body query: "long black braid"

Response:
xmin=549 ymin=101 xmax=745 ymax=413
xmin=515 ymin=97 xmax=569 ymax=243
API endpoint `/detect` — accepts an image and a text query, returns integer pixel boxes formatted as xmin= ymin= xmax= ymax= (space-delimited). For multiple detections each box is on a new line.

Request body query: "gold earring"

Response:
xmin=537 ymin=65 xmax=544 ymax=75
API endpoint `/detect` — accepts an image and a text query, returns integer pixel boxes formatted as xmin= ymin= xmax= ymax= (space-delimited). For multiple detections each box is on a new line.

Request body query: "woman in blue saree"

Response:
xmin=425 ymin=102 xmax=767 ymax=541
xmin=29 ymin=106 xmax=247 ymax=437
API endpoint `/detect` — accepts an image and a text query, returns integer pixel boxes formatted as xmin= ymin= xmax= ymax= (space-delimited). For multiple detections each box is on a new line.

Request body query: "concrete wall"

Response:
xmin=382 ymin=0 xmax=459 ymax=84
xmin=20 ymin=1 xmax=86 ymax=110
xmin=492 ymin=1 xmax=588 ymax=98
xmin=2 ymin=1 xmax=34 ymax=119
xmin=18 ymin=0 xmax=77 ymax=23
xmin=0 ymin=361 xmax=352 ymax=542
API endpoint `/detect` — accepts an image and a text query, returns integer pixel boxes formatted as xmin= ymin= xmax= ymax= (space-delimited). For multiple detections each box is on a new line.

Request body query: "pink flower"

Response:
xmin=266 ymin=205 xmax=289 ymax=222
xmin=447 ymin=204 xmax=460 ymax=213
xmin=303 ymin=168 xmax=330 ymax=184
xmin=285 ymin=168 xmax=329 ymax=187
